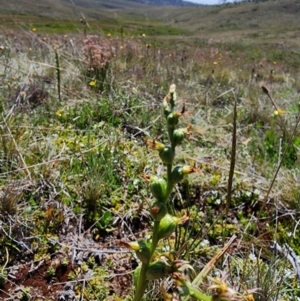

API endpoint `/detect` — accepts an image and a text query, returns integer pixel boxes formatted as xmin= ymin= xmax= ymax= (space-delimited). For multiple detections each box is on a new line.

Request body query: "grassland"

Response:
xmin=0 ymin=0 xmax=300 ymax=300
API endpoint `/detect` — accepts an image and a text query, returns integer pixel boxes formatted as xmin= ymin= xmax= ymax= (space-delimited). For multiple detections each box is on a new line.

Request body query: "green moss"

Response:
xmin=276 ymin=223 xmax=300 ymax=255
xmin=208 ymin=223 xmax=238 ymax=239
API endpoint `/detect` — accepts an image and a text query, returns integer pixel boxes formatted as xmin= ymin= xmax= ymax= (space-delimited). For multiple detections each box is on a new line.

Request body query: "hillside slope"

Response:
xmin=0 ymin=0 xmax=196 ymax=15
xmin=0 ymin=0 xmax=299 ymax=44
xmin=144 ymin=0 xmax=300 ymax=44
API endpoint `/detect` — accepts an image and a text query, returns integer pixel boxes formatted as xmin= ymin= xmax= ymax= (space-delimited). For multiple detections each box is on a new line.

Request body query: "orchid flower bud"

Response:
xmin=118 ymin=239 xmax=151 ymax=264
xmin=150 ymin=201 xmax=168 ymax=221
xmin=171 ymin=165 xmax=197 ymax=184
xmin=159 ymin=146 xmax=174 ymax=164
xmin=157 ymin=213 xmax=188 ymax=240
xmin=136 ymin=239 xmax=151 ymax=264
xmin=146 ymin=260 xmax=172 ymax=280
xmin=118 ymin=240 xmax=140 ymax=251
xmin=145 ymin=138 xmax=174 ymax=164
xmin=173 ymin=126 xmax=192 ymax=146
xmin=145 ymin=139 xmax=165 ymax=151
xmin=149 ymin=176 xmax=168 ymax=201
xmin=169 ymin=84 xmax=177 ymax=107
xmin=167 ymin=112 xmax=181 ymax=128
xmin=163 ymin=97 xmax=172 ymax=118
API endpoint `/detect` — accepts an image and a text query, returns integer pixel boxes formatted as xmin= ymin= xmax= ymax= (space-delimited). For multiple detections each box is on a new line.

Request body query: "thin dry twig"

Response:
xmin=226 ymin=90 xmax=237 ymax=216
xmin=185 ymin=234 xmax=237 ymax=300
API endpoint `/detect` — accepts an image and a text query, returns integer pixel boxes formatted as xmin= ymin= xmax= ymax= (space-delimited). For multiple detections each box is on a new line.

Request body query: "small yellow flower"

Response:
xmin=277 ymin=108 xmax=285 ymax=114
xmin=274 ymin=108 xmax=285 ymax=116
xmin=243 ymin=294 xmax=255 ymax=301
xmin=89 ymin=80 xmax=97 ymax=87
xmin=107 ymin=33 xmax=111 ymax=37
xmin=213 ymin=61 xmax=218 ymax=65
xmin=141 ymin=33 xmax=146 ymax=37
xmin=31 ymin=27 xmax=36 ymax=32
xmin=207 ymin=277 xmax=238 ymax=300
xmin=56 ymin=109 xmax=62 ymax=117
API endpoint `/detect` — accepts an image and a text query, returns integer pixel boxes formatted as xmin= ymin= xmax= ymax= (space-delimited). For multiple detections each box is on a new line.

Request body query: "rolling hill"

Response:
xmin=0 ymin=0 xmax=299 ymax=45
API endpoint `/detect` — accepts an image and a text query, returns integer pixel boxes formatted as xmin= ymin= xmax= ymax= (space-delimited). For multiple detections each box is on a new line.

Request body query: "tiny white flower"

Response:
xmin=249 ymin=252 xmax=256 ymax=261
xmin=133 ymin=179 xmax=140 ymax=187
xmin=254 ymin=189 xmax=260 ymax=195
xmin=200 ymin=239 xmax=210 ymax=247
xmin=215 ymin=199 xmax=221 ymax=205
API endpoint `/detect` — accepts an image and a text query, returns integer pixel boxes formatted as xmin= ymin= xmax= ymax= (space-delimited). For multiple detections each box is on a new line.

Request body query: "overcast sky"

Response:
xmin=184 ymin=0 xmax=235 ymax=4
